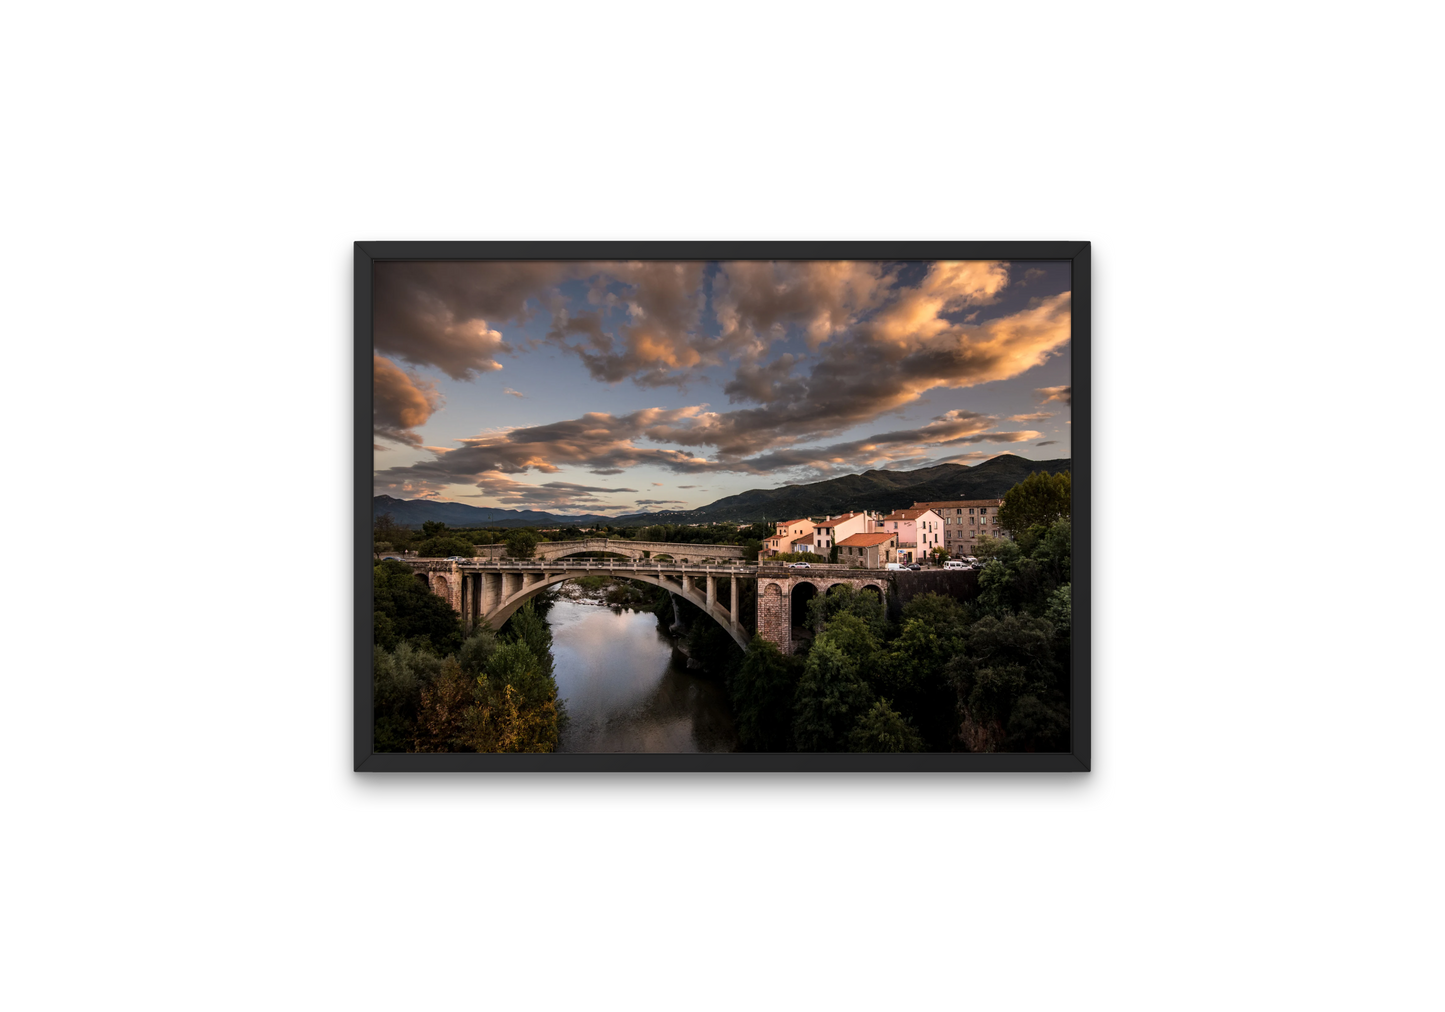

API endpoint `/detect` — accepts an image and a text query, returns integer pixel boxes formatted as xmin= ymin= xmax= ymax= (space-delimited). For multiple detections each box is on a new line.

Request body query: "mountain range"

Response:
xmin=373 ymin=453 xmax=1071 ymax=529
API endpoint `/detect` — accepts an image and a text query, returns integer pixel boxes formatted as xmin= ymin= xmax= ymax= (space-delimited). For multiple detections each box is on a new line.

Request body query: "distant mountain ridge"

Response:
xmin=373 ymin=454 xmax=1072 ymax=528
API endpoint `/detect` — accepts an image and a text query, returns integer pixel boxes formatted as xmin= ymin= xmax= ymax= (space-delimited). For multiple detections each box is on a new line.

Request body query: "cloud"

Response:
xmin=712 ymin=261 xmax=896 ymax=355
xmin=678 ymin=485 xmax=698 ymax=489
xmin=1009 ymin=412 xmax=1057 ymax=422
xmin=373 ymin=356 xmax=442 ymax=447
xmin=1021 ymin=267 xmax=1046 ymax=285
xmin=1035 ymin=385 xmax=1072 ymax=406
xmin=635 ymin=499 xmax=687 ymax=505
xmin=503 ymin=387 xmax=524 ymax=398
xmin=1036 ymin=440 xmax=1059 ymax=447
xmin=372 ymin=261 xmax=578 ymax=380
xmin=378 ymin=468 xmax=638 ymax=508
xmin=546 ymin=262 xmax=709 ymax=387
xmin=372 ymin=261 xmax=1073 ymax=490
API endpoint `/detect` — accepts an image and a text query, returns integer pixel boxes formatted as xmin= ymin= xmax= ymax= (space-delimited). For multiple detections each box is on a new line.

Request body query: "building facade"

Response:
xmin=763 ymin=517 xmax=817 ymax=558
xmin=811 ymin=511 xmax=875 ymax=554
xmin=835 ymin=531 xmax=899 ymax=569
xmin=878 ymin=508 xmax=944 ymax=562
xmin=912 ymin=498 xmax=1007 ymax=556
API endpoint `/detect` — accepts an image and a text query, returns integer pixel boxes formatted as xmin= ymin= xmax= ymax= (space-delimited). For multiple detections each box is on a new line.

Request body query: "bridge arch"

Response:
xmin=487 ymin=571 xmax=750 ymax=651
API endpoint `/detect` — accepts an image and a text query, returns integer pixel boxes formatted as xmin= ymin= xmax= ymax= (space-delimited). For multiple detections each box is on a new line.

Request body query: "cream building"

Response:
xmin=912 ymin=498 xmax=1007 ymax=556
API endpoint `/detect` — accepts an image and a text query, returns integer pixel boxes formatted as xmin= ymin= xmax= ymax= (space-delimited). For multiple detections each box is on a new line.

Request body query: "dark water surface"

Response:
xmin=549 ymin=599 xmax=737 ymax=753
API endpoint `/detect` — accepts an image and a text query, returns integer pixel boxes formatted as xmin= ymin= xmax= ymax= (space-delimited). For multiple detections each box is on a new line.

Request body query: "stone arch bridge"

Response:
xmin=472 ymin=537 xmax=747 ymax=566
xmin=395 ymin=553 xmax=888 ymax=654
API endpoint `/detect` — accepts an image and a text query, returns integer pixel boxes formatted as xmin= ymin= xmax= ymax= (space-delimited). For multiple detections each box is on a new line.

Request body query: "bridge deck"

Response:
xmin=407 ymin=558 xmax=884 ymax=576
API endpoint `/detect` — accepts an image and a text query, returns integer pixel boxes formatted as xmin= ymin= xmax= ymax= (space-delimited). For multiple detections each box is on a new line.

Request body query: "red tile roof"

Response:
xmin=881 ymin=508 xmax=937 ymax=521
xmin=837 ymin=532 xmax=897 ymax=548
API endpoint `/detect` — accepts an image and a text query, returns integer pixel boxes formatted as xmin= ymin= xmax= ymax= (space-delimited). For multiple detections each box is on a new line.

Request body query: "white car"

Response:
xmin=444 ymin=555 xmax=467 ymax=562
xmin=944 ymin=559 xmax=966 ymax=570
xmin=789 ymin=561 xmax=811 ymax=568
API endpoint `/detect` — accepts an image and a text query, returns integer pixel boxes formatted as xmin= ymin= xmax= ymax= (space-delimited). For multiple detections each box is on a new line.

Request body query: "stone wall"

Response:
xmin=887 ymin=569 xmax=981 ymax=620
xmin=757 ymin=580 xmax=789 ymax=653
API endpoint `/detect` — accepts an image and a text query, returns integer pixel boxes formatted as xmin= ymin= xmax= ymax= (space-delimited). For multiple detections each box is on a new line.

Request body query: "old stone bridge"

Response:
xmin=396 ymin=547 xmax=888 ymax=654
xmin=471 ymin=537 xmax=747 ymax=566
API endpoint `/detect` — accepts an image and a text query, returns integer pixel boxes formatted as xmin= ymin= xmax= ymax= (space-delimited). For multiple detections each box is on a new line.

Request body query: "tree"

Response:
xmin=374 ymin=512 xmax=402 ymax=549
xmin=505 ymin=529 xmax=540 ymax=559
xmin=998 ymin=471 xmax=1071 ymax=536
xmin=373 ymin=559 xmax=463 ymax=656
xmin=729 ymin=639 xmax=801 ymax=751
xmin=421 ymin=520 xmax=448 ymax=538
xmin=949 ymin=613 xmax=1068 ymax=753
xmin=416 ymin=535 xmax=476 ymax=558
xmin=930 ymin=545 xmax=950 ymax=564
xmin=792 ymin=636 xmax=874 ymax=752
xmin=848 ymin=699 xmax=925 ymax=752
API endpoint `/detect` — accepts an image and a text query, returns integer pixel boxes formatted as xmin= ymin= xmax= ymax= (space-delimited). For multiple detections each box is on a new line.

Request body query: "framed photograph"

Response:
xmin=355 ymin=242 xmax=1089 ymax=771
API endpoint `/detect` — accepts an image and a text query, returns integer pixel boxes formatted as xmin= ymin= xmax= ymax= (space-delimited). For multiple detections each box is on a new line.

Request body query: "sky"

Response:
xmin=372 ymin=260 xmax=1072 ymax=516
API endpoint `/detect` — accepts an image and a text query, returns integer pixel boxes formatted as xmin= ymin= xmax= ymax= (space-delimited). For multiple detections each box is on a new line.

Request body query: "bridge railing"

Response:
xmin=447 ymin=558 xmax=762 ymax=573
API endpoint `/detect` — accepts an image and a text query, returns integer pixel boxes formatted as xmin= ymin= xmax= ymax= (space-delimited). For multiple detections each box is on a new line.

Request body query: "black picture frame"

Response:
xmin=355 ymin=238 xmax=1086 ymax=774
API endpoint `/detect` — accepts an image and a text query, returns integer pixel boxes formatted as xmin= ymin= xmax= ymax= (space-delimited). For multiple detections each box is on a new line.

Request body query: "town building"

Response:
xmin=878 ymin=508 xmax=944 ymax=563
xmin=911 ymin=499 xmax=1007 ymax=556
xmin=763 ymin=517 xmax=818 ymax=558
xmin=835 ymin=531 xmax=899 ymax=569
xmin=811 ymin=511 xmax=875 ymax=555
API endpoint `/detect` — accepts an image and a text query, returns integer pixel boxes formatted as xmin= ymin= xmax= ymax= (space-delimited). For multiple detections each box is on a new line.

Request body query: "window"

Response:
xmin=969 ymin=508 xmax=975 ymax=514
xmin=981 ymin=507 xmax=988 ymax=514
xmin=955 ymin=509 xmax=961 ymax=515
xmin=970 ymin=517 xmax=975 ymax=524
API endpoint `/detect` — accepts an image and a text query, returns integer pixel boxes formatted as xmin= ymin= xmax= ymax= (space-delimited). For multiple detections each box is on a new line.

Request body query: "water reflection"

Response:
xmin=549 ymin=599 xmax=737 ymax=753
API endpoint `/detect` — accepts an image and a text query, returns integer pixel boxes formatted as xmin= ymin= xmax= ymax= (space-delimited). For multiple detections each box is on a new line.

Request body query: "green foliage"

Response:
xmin=372 ymin=642 xmax=446 ymax=752
xmin=415 ymin=535 xmax=477 ymax=558
xmin=505 ymin=529 xmax=541 ymax=559
xmin=374 ymin=512 xmax=403 ymax=550
xmin=792 ymin=635 xmax=875 ymax=752
xmin=421 ymin=520 xmax=447 ymax=538
xmin=395 ymin=601 xmax=565 ymax=753
xmin=502 ymin=601 xmax=555 ymax=685
xmin=976 ymin=518 xmax=1070 ymax=619
xmin=373 ymin=560 xmax=463 ymax=656
xmin=806 ymin=584 xmax=888 ymax=638
xmin=729 ymin=638 xmax=801 ymax=751
xmin=871 ymin=613 xmax=964 ymax=751
xmin=1045 ymin=583 xmax=1071 ymax=636
xmin=456 ymin=625 xmax=498 ymax=677
xmin=848 ymin=699 xmax=925 ymax=752
xmin=949 ymin=613 xmax=1068 ymax=753
xmin=998 ymin=470 xmax=1071 ymax=536
xmin=930 ymin=546 xmax=950 ymax=563
xmin=684 ymin=613 xmax=744 ymax=677
xmin=412 ymin=656 xmax=480 ymax=752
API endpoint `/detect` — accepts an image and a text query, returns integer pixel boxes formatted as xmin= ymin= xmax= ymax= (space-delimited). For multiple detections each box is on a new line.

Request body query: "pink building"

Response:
xmin=878 ymin=508 xmax=944 ymax=563
xmin=763 ymin=517 xmax=817 ymax=558
xmin=811 ymin=511 xmax=875 ymax=553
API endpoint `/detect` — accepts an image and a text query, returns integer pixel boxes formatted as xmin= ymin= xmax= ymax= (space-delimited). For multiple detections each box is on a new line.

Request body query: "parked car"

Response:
xmin=906 ymin=563 xmax=922 ymax=571
xmin=444 ymin=555 xmax=467 ymax=562
xmin=885 ymin=562 xmax=905 ymax=571
xmin=789 ymin=561 xmax=811 ymax=568
xmin=944 ymin=559 xmax=966 ymax=570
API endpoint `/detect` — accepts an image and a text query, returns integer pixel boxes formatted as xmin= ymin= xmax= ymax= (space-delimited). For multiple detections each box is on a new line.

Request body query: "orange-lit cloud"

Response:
xmin=373 ymin=356 xmax=441 ymax=447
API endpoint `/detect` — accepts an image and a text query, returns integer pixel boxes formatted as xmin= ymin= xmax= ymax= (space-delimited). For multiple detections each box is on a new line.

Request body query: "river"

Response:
xmin=548 ymin=597 xmax=738 ymax=753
